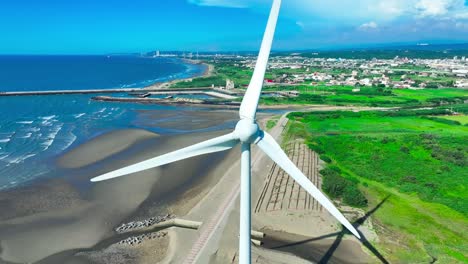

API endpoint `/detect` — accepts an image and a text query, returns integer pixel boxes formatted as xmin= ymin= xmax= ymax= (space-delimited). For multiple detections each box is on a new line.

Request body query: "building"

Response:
xmin=225 ymin=79 xmax=235 ymax=90
xmin=455 ymin=80 xmax=468 ymax=88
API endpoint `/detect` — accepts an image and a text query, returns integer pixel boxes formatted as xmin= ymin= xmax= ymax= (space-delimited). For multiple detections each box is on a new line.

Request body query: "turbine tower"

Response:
xmin=91 ymin=0 xmax=361 ymax=262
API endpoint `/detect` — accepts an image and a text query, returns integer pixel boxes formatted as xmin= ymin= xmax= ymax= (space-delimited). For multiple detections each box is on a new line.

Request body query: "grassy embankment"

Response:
xmin=266 ymin=115 xmax=281 ymax=131
xmin=286 ymin=108 xmax=467 ymax=263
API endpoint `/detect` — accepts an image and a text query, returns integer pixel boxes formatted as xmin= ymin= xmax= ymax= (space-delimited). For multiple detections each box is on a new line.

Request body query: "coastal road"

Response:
xmin=182 ymin=114 xmax=289 ymax=264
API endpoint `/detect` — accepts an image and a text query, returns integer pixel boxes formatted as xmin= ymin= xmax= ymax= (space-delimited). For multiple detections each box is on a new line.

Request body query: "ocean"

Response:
xmin=0 ymin=55 xmax=204 ymax=91
xmin=0 ymin=55 xmax=207 ymax=190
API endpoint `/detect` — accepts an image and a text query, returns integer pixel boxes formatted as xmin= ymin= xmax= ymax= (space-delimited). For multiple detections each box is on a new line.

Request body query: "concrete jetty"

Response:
xmin=0 ymin=88 xmax=145 ymax=96
xmin=0 ymin=87 xmax=236 ymax=97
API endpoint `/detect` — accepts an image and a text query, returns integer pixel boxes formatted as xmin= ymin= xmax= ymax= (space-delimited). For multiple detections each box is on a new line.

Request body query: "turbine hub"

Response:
xmin=234 ymin=119 xmax=260 ymax=143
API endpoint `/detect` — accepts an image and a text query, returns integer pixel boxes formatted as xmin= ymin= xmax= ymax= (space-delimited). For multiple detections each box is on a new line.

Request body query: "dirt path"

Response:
xmin=183 ymin=183 xmax=240 ymax=264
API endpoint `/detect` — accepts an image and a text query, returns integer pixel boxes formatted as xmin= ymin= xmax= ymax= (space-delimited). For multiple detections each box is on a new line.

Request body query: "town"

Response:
xmin=199 ymin=53 xmax=468 ymax=90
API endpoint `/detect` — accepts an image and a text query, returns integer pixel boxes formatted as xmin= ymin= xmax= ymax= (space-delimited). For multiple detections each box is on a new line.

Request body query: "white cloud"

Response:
xmin=415 ymin=0 xmax=451 ymax=17
xmin=296 ymin=21 xmax=305 ymax=28
xmin=376 ymin=1 xmax=406 ymax=17
xmin=188 ymin=0 xmax=468 ymax=31
xmin=187 ymin=0 xmax=253 ymax=8
xmin=359 ymin=21 xmax=378 ymax=30
xmin=455 ymin=12 xmax=468 ymax=19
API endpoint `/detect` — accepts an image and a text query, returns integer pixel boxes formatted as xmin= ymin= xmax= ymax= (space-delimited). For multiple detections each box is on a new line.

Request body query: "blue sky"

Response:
xmin=1 ymin=0 xmax=468 ymax=54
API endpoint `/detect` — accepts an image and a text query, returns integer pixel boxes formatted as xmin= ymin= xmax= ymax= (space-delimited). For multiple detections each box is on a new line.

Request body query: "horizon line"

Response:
xmin=1 ymin=42 xmax=468 ymax=56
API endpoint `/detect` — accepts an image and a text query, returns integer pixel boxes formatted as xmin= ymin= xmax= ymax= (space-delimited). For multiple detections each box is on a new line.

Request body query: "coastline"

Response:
xmin=0 ymin=57 xmax=213 ymax=192
xmin=145 ymin=59 xmax=214 ymax=90
xmin=0 ymin=58 xmax=375 ymax=263
xmin=0 ymin=110 xmax=241 ymax=263
xmin=0 ymin=105 xmax=375 ymax=263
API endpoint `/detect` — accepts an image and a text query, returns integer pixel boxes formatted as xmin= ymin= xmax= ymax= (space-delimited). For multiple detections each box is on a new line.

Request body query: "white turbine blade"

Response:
xmin=91 ymin=133 xmax=239 ymax=182
xmin=239 ymin=0 xmax=282 ymax=121
xmin=256 ymin=131 xmax=361 ymax=239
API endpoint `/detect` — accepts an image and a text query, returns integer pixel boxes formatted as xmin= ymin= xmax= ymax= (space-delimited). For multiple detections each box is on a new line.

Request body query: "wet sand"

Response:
xmin=0 ymin=110 xmax=240 ymax=264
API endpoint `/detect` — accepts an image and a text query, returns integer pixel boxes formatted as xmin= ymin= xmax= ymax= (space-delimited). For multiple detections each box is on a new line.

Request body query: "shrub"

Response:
xmin=308 ymin=143 xmax=325 ymax=154
xmin=381 ymin=137 xmax=389 ymax=144
xmin=441 ymin=165 xmax=451 ymax=172
xmin=401 ymin=175 xmax=418 ymax=183
xmin=321 ymin=167 xmax=368 ymax=207
xmin=420 ymin=133 xmax=436 ymax=140
xmin=320 ymin=155 xmax=332 ymax=163
xmin=400 ymin=146 xmax=410 ymax=154
xmin=322 ymin=171 xmax=348 ymax=198
xmin=343 ymin=186 xmax=368 ymax=207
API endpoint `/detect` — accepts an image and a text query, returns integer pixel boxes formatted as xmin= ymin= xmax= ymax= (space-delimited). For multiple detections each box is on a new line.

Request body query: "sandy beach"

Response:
xmin=0 ymin=110 xmax=240 ymax=264
xmin=145 ymin=60 xmax=214 ymax=90
xmin=0 ymin=109 xmax=376 ymax=264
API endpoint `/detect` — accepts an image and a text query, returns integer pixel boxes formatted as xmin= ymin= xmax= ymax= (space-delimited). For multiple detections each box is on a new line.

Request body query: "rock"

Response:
xmin=115 ymin=214 xmax=176 ymax=233
xmin=117 ymin=231 xmax=169 ymax=246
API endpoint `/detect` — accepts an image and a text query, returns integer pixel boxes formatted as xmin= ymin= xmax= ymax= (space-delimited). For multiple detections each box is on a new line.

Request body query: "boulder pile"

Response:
xmin=115 ymin=214 xmax=175 ymax=233
xmin=118 ymin=231 xmax=168 ymax=246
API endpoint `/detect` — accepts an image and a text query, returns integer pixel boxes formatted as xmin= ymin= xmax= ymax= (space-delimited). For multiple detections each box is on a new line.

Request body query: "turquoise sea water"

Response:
xmin=0 ymin=56 xmax=207 ymax=190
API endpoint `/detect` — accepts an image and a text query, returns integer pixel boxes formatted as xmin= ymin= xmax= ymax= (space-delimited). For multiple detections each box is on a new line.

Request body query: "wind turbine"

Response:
xmin=91 ymin=0 xmax=361 ymax=262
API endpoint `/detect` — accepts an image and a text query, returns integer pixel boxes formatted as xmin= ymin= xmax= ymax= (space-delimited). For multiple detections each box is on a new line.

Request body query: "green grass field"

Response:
xmin=437 ymin=115 xmax=468 ymax=125
xmin=287 ymin=110 xmax=468 ymax=263
xmin=393 ymin=88 xmax=467 ymax=101
xmin=262 ymin=85 xmax=467 ymax=107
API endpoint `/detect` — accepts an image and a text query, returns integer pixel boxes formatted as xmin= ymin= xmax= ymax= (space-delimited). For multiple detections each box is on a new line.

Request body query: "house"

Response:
xmin=225 ymin=79 xmax=235 ymax=90
xmin=455 ymin=80 xmax=468 ymax=88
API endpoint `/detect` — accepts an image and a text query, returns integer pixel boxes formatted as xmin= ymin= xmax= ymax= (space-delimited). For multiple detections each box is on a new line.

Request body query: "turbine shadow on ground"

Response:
xmin=319 ymin=196 xmax=390 ymax=264
xmin=263 ymin=196 xmax=390 ymax=264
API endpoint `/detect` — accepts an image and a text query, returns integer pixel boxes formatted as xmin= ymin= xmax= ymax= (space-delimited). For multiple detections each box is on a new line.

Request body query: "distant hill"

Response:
xmin=387 ymin=43 xmax=468 ymax=51
xmin=146 ymin=43 xmax=468 ymax=60
xmin=272 ymin=43 xmax=468 ymax=60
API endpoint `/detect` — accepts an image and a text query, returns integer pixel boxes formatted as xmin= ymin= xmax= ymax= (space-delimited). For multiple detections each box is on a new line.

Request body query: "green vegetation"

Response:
xmin=273 ymin=47 xmax=468 ymax=59
xmin=287 ymin=109 xmax=468 ymax=263
xmin=436 ymin=115 xmax=468 ymax=125
xmin=265 ymin=115 xmax=280 ymax=131
xmin=320 ymin=166 xmax=368 ymax=207
xmin=171 ymin=62 xmax=253 ymax=88
xmin=170 ymin=60 xmax=466 ymax=110
xmin=261 ymin=85 xmax=467 ymax=107
xmin=171 ymin=75 xmax=226 ymax=88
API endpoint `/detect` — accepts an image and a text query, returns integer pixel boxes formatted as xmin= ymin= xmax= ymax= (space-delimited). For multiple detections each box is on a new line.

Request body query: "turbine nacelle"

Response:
xmin=234 ymin=119 xmax=261 ymax=143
